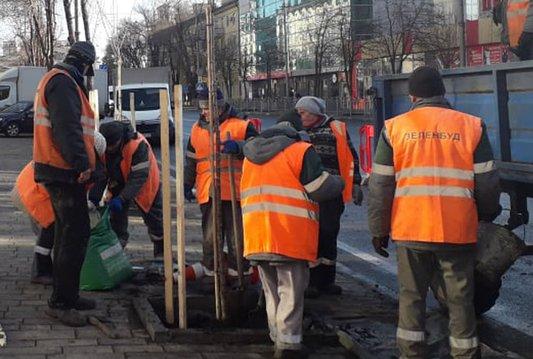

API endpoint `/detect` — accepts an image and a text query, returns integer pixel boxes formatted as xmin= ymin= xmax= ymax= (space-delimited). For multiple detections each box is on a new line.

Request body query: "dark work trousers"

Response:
xmin=310 ymin=196 xmax=344 ymax=289
xmin=200 ymin=199 xmax=248 ymax=272
xmin=396 ymin=246 xmax=478 ymax=359
xmin=31 ymin=221 xmax=55 ymax=278
xmin=110 ymin=188 xmax=164 ymax=247
xmin=44 ymin=183 xmax=90 ymax=309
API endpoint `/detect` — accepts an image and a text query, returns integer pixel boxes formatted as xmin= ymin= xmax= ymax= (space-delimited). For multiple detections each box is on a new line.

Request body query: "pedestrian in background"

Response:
xmin=368 ymin=66 xmax=501 ymax=358
xmin=295 ymin=96 xmax=363 ymax=298
xmin=183 ymin=83 xmax=258 ymax=278
xmin=242 ymin=111 xmax=344 ymax=358
xmin=99 ymin=121 xmax=163 ymax=257
xmin=33 ymin=41 xmax=98 ymax=327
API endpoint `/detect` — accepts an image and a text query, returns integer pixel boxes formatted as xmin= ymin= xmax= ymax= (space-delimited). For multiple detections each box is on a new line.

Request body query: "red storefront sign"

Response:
xmin=467 ymin=43 xmax=509 ymax=67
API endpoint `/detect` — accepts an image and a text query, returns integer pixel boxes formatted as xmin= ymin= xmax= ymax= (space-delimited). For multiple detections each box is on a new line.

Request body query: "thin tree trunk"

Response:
xmin=74 ymin=0 xmax=79 ymax=41
xmin=80 ymin=0 xmax=90 ymax=41
xmin=63 ymin=0 xmax=75 ymax=45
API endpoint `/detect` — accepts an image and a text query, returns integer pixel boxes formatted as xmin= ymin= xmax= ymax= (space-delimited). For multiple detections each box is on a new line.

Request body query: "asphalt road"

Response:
xmin=153 ymin=109 xmax=533 ymax=339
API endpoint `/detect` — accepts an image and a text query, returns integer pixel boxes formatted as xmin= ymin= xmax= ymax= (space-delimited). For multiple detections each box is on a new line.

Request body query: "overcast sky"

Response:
xmin=0 ymin=0 xmax=146 ymax=60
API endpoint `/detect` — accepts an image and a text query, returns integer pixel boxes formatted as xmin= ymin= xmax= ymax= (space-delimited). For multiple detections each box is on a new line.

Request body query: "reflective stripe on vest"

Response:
xmin=241 ymin=141 xmax=319 ymax=262
xmin=191 ymin=118 xmax=249 ymax=204
xmin=15 ymin=162 xmax=54 ymax=228
xmin=507 ymin=0 xmax=530 ymax=46
xmin=119 ymin=134 xmax=160 ymax=213
xmin=385 ymin=107 xmax=482 ymax=244
xmin=329 ymin=120 xmax=354 ymax=203
xmin=33 ymin=68 xmax=96 ymax=171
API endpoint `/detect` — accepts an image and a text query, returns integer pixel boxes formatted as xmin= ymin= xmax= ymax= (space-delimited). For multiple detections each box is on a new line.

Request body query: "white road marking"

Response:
xmin=338 ymin=240 xmax=397 ymax=274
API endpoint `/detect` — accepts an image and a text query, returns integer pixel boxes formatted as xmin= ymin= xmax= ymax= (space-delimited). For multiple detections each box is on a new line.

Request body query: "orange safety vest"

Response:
xmin=508 ymin=0 xmax=530 ymax=47
xmin=15 ymin=162 xmax=54 ymax=228
xmin=190 ymin=118 xmax=250 ymax=204
xmin=241 ymin=142 xmax=320 ymax=261
xmin=33 ymin=68 xmax=96 ymax=171
xmin=330 ymin=120 xmax=354 ymax=203
xmin=385 ymin=107 xmax=482 ymax=245
xmin=119 ymin=134 xmax=160 ymax=213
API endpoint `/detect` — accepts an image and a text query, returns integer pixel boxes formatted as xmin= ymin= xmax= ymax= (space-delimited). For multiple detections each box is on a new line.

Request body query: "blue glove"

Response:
xmin=108 ymin=197 xmax=123 ymax=213
xmin=184 ymin=184 xmax=195 ymax=202
xmin=221 ymin=140 xmax=240 ymax=154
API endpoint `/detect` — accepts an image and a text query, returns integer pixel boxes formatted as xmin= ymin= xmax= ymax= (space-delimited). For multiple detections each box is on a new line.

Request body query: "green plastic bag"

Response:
xmin=80 ymin=208 xmax=133 ymax=291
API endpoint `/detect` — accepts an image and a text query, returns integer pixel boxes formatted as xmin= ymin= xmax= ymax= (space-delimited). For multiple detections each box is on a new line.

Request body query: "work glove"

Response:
xmin=221 ymin=140 xmax=240 ymax=154
xmin=184 ymin=184 xmax=195 ymax=202
xmin=372 ymin=236 xmax=390 ymax=258
xmin=108 ymin=197 xmax=123 ymax=214
xmin=353 ymin=184 xmax=363 ymax=206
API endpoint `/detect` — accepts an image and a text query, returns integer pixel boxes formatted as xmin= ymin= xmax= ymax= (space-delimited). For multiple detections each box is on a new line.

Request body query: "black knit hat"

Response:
xmin=408 ymin=66 xmax=445 ymax=98
xmin=99 ymin=121 xmax=126 ymax=146
xmin=277 ymin=110 xmax=303 ymax=131
xmin=66 ymin=41 xmax=96 ymax=76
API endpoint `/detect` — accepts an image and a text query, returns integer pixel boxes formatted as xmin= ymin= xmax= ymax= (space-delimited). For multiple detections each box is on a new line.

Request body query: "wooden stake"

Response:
xmin=226 ymin=132 xmax=245 ymax=291
xmin=160 ymin=89 xmax=175 ymax=325
xmin=174 ymin=85 xmax=187 ymax=329
xmin=129 ymin=92 xmax=137 ymax=131
xmin=206 ymin=4 xmax=227 ymax=321
xmin=89 ymin=89 xmax=99 ymax=131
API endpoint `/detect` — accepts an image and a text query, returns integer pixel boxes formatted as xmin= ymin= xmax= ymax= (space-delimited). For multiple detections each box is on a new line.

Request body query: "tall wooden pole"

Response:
xmin=74 ymin=0 xmax=79 ymax=42
xmin=160 ymin=89 xmax=175 ymax=325
xmin=206 ymin=4 xmax=227 ymax=321
xmin=129 ymin=92 xmax=136 ymax=131
xmin=458 ymin=0 xmax=466 ymax=67
xmin=174 ymin=85 xmax=187 ymax=329
xmin=89 ymin=89 xmax=99 ymax=131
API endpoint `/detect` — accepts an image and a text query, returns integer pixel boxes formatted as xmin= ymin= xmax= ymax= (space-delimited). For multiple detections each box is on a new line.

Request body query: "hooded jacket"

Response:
xmin=243 ymin=122 xmax=345 ymax=262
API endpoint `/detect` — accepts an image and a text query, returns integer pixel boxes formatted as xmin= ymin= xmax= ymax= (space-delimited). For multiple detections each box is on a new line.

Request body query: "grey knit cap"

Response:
xmin=295 ymin=96 xmax=326 ymax=116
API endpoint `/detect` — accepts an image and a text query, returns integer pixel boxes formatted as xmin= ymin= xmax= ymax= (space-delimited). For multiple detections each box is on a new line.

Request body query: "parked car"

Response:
xmin=0 ymin=101 xmax=34 ymax=137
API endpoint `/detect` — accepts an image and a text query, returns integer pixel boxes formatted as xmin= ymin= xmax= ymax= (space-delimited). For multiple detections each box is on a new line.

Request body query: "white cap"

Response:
xmin=94 ymin=131 xmax=107 ymax=157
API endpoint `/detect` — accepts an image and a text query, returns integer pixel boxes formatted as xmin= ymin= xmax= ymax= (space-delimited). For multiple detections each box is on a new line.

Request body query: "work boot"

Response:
xmin=320 ymin=284 xmax=342 ymax=296
xmin=273 ymin=348 xmax=309 ymax=359
xmin=31 ymin=253 xmax=53 ymax=285
xmin=45 ymin=308 xmax=87 ymax=327
xmin=153 ymin=241 xmax=164 ymax=258
xmin=31 ymin=275 xmax=53 ymax=285
xmin=304 ymin=286 xmax=320 ymax=299
xmin=74 ymin=297 xmax=97 ymax=311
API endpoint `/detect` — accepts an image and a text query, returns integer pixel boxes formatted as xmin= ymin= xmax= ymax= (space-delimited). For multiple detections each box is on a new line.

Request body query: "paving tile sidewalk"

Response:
xmin=0 ymin=138 xmax=351 ymax=358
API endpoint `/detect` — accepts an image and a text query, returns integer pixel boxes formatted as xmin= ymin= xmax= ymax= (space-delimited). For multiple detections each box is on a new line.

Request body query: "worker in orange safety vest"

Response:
xmin=32 ymin=41 xmax=99 ymax=327
xmin=98 ymin=121 xmax=163 ymax=257
xmin=12 ymin=132 xmax=107 ymax=286
xmin=295 ymin=96 xmax=363 ymax=298
xmin=494 ymin=0 xmax=533 ymax=60
xmin=368 ymin=67 xmax=501 ymax=359
xmin=242 ymin=111 xmax=344 ymax=358
xmin=183 ymin=84 xmax=258 ymax=277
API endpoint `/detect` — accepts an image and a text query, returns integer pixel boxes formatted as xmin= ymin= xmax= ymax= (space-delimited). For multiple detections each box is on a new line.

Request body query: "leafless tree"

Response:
xmin=366 ymin=0 xmax=438 ymax=74
xmin=255 ymin=18 xmax=283 ymax=97
xmin=337 ymin=12 xmax=360 ymax=100
xmin=215 ymin=35 xmax=239 ymax=98
xmin=307 ymin=8 xmax=339 ymax=97
xmin=63 ymin=0 xmax=75 ymax=45
xmin=418 ymin=13 xmax=461 ymax=69
xmin=80 ymin=0 xmax=90 ymax=41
